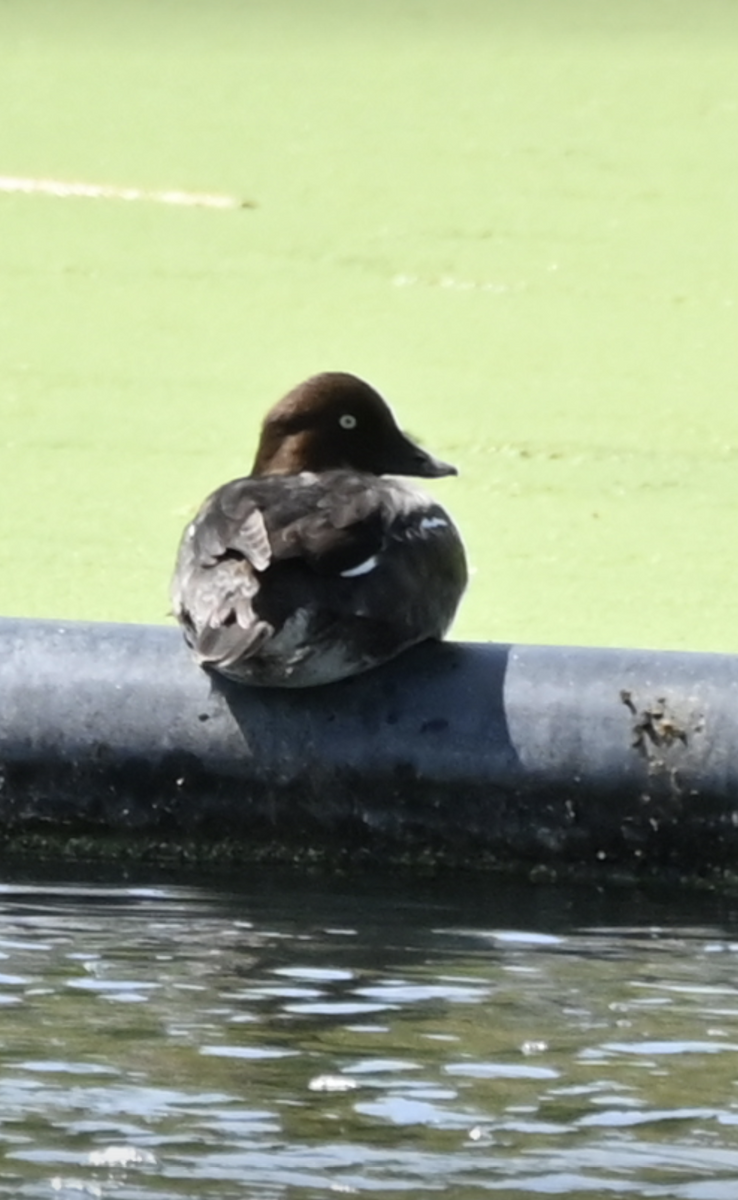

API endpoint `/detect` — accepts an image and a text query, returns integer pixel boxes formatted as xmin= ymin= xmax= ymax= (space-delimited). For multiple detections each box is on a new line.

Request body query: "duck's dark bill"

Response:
xmin=385 ymin=432 xmax=457 ymax=478
xmin=415 ymin=450 xmax=458 ymax=478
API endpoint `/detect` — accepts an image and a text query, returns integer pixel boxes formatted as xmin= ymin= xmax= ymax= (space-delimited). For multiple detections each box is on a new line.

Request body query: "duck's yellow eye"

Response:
xmin=339 ymin=413 xmax=358 ymax=430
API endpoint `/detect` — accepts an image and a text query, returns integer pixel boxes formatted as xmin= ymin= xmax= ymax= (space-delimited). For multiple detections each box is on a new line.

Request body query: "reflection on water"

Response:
xmin=1 ymin=871 xmax=738 ymax=1197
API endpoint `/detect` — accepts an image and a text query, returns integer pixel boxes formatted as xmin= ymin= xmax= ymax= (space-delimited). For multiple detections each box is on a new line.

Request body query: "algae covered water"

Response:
xmin=1 ymin=0 xmax=738 ymax=652
xmin=2 ymin=868 xmax=738 ymax=1197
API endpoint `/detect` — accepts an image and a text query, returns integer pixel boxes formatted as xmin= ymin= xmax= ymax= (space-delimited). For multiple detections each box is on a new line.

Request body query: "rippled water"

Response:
xmin=2 ymin=871 xmax=738 ymax=1198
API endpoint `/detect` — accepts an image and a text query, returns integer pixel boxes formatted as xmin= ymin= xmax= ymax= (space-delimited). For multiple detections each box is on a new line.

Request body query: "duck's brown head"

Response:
xmin=251 ymin=372 xmax=456 ymax=479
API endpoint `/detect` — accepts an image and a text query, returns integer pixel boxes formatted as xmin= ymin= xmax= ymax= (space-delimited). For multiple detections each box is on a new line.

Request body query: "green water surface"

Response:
xmin=1 ymin=0 xmax=737 ymax=651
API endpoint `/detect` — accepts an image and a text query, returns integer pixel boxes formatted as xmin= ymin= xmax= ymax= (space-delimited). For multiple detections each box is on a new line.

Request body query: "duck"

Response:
xmin=170 ymin=371 xmax=467 ymax=687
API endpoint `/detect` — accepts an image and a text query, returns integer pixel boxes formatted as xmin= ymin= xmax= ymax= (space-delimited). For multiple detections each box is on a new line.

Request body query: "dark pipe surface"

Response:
xmin=1 ymin=615 xmax=738 ymax=873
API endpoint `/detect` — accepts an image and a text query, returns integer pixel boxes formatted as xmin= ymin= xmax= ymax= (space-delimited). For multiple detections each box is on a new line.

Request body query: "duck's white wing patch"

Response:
xmin=340 ymin=554 xmax=379 ymax=578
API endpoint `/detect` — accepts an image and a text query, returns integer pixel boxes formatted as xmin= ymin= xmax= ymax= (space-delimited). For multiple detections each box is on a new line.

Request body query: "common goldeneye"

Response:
xmin=171 ymin=372 xmax=467 ymax=686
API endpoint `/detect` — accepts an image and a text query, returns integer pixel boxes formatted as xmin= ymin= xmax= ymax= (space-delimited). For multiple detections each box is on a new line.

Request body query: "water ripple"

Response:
xmin=1 ymin=874 xmax=738 ymax=1197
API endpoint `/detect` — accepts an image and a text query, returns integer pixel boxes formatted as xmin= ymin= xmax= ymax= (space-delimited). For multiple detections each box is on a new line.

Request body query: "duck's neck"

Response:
xmin=251 ymin=431 xmax=316 ymax=476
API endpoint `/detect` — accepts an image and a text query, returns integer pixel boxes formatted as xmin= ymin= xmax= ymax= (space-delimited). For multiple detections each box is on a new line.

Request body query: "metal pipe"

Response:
xmin=1 ymin=616 xmax=737 ymax=872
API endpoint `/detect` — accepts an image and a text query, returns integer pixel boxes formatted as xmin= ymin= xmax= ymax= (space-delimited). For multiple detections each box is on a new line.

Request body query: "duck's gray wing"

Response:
xmin=170 ymin=473 xmax=386 ymax=671
xmin=170 ymin=483 xmax=274 ymax=666
xmin=266 ymin=483 xmax=385 ymax=575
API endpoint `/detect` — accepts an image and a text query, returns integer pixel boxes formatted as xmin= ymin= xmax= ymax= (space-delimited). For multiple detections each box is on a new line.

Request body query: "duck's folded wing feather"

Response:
xmin=171 ymin=488 xmax=273 ymax=664
xmin=172 ymin=475 xmax=390 ymax=670
xmin=266 ymin=484 xmax=386 ymax=575
xmin=195 ymin=487 xmax=272 ymax=571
